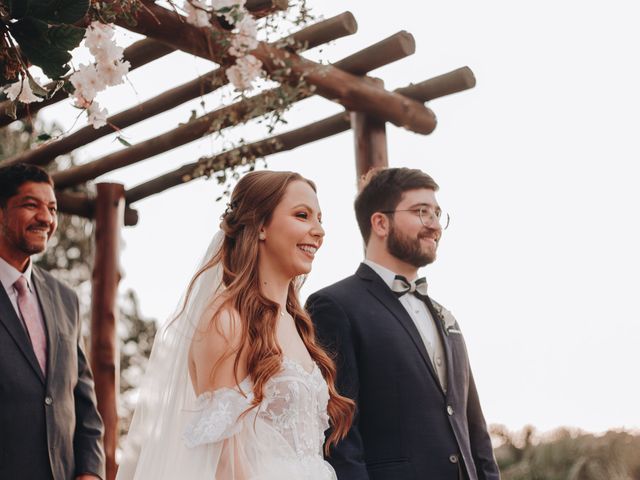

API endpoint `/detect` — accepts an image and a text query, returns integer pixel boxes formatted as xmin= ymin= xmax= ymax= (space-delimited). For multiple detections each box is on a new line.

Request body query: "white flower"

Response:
xmin=229 ymin=15 xmax=258 ymax=56
xmin=97 ymin=59 xmax=130 ymax=87
xmin=184 ymin=0 xmax=211 ymax=28
xmin=225 ymin=54 xmax=263 ymax=91
xmin=70 ymin=64 xmax=105 ymax=102
xmin=85 ymin=22 xmax=116 ymax=56
xmin=87 ymin=102 xmax=108 ymax=129
xmin=94 ymin=41 xmax=125 ymax=65
xmin=4 ymin=78 xmax=44 ymax=104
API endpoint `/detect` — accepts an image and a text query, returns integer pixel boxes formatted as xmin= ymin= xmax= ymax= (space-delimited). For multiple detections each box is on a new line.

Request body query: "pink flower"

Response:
xmin=225 ymin=54 xmax=263 ymax=91
xmin=87 ymin=102 xmax=108 ymax=129
xmin=4 ymin=77 xmax=44 ymax=104
xmin=85 ymin=22 xmax=116 ymax=56
xmin=72 ymin=94 xmax=91 ymax=109
xmin=184 ymin=0 xmax=211 ymax=28
xmin=94 ymin=42 xmax=125 ymax=65
xmin=97 ymin=59 xmax=130 ymax=87
xmin=70 ymin=64 xmax=105 ymax=101
xmin=229 ymin=15 xmax=258 ymax=56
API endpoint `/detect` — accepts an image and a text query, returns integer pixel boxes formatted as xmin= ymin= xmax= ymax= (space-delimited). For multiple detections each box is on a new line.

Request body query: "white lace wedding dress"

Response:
xmin=117 ymin=233 xmax=335 ymax=479
xmin=181 ymin=356 xmax=336 ymax=479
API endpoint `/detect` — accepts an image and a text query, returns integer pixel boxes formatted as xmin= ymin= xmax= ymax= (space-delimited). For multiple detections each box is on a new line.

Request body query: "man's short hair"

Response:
xmin=354 ymin=167 xmax=439 ymax=244
xmin=0 ymin=164 xmax=54 ymax=208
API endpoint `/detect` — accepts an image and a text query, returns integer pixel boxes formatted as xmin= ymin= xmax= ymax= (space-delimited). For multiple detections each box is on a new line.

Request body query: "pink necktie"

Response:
xmin=14 ymin=276 xmax=47 ymax=375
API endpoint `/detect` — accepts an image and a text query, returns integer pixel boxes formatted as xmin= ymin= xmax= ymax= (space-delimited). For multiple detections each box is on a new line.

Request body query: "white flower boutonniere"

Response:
xmin=432 ymin=302 xmax=462 ymax=336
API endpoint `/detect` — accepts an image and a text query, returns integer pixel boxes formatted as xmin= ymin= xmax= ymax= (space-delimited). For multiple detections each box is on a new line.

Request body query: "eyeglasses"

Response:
xmin=380 ymin=206 xmax=450 ymax=230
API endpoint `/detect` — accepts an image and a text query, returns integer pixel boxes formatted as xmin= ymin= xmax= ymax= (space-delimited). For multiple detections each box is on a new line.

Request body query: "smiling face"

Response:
xmin=259 ymin=180 xmax=324 ymax=279
xmin=0 ymin=181 xmax=58 ymax=270
xmin=386 ymin=188 xmax=442 ymax=268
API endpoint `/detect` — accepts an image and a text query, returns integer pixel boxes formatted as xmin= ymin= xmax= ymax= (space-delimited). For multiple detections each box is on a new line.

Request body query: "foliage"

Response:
xmin=492 ymin=425 xmax=640 ymax=480
xmin=0 ymin=0 xmax=89 ymax=84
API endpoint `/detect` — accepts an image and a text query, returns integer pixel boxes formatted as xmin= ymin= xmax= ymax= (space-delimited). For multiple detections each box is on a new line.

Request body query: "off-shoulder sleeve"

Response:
xmin=183 ymin=381 xmax=254 ymax=448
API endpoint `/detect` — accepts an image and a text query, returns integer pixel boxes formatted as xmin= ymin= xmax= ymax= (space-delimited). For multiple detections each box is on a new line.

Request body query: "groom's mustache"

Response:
xmin=418 ymin=229 xmax=440 ymax=243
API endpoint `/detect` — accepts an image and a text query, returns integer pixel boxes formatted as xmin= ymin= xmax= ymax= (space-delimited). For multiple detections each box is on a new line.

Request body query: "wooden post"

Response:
xmin=91 ymin=183 xmax=124 ymax=480
xmin=352 ymin=78 xmax=389 ymax=189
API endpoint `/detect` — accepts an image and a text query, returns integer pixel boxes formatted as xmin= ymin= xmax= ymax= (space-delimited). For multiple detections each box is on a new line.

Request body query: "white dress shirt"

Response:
xmin=364 ymin=259 xmax=448 ymax=391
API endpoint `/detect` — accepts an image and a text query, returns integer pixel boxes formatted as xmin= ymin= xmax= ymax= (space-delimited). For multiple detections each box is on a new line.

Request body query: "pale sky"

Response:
xmin=36 ymin=0 xmax=639 ymax=434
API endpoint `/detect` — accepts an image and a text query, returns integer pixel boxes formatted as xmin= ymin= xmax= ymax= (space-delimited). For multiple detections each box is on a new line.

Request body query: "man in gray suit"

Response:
xmin=0 ymin=164 xmax=105 ymax=479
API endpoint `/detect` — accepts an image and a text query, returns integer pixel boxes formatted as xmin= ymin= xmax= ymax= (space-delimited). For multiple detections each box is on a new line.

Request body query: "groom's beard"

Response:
xmin=387 ymin=222 xmax=438 ymax=268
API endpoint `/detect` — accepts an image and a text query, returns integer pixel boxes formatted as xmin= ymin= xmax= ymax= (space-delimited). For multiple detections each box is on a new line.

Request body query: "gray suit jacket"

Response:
xmin=0 ymin=265 xmax=105 ymax=480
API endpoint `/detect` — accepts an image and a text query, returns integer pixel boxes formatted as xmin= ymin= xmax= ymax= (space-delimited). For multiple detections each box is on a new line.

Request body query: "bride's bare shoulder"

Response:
xmin=189 ymin=299 xmax=247 ymax=393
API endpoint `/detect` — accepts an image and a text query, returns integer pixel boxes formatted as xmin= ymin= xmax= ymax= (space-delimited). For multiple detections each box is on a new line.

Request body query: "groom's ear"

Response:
xmin=370 ymin=212 xmax=390 ymax=239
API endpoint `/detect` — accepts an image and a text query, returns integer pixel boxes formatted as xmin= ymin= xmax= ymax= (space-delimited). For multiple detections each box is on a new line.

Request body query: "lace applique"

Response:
xmin=183 ymin=379 xmax=253 ymax=448
xmin=183 ymin=357 xmax=331 ymax=460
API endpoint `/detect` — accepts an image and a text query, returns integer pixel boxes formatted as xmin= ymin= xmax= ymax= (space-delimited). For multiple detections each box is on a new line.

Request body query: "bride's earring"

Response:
xmin=259 ymin=232 xmax=266 ymax=241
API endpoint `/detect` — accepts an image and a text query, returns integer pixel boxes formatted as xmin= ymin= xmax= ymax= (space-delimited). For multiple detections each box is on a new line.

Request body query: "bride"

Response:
xmin=117 ymin=171 xmax=354 ymax=479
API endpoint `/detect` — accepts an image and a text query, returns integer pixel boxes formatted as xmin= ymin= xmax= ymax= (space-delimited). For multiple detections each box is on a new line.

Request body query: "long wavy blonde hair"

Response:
xmin=183 ymin=170 xmax=354 ymax=452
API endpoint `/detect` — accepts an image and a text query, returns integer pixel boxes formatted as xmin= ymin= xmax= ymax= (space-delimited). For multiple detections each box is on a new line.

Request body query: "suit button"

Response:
xmin=44 ymin=396 xmax=53 ymax=405
xmin=447 ymin=405 xmax=454 ymax=416
xmin=449 ymin=454 xmax=459 ymax=464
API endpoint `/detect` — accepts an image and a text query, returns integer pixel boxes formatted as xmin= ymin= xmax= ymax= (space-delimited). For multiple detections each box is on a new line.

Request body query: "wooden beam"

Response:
xmin=115 ymin=1 xmax=436 ymax=134
xmin=52 ymin=30 xmax=416 ymax=189
xmin=245 ymin=0 xmax=289 ymax=16
xmin=90 ymin=183 xmax=123 ymax=480
xmin=126 ymin=66 xmax=477 ymax=203
xmin=55 ymin=190 xmax=139 ymax=226
xmin=126 ymin=111 xmax=351 ymax=202
xmin=3 ymin=12 xmax=358 ymax=167
xmin=352 ymin=78 xmax=389 ymax=185
xmin=395 ymin=66 xmax=476 ymax=100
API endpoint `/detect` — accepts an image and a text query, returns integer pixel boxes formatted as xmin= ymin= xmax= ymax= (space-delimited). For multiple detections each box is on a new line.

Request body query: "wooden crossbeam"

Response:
xmin=3 ymin=12 xmax=357 ymax=167
xmin=125 ymin=67 xmax=476 ymax=204
xmin=56 ymin=190 xmax=139 ymax=226
xmin=113 ymin=1 xmax=436 ymax=135
xmin=52 ymin=31 xmax=417 ymax=189
xmin=245 ymin=0 xmax=289 ymax=16
xmin=55 ymin=67 xmax=474 ymax=221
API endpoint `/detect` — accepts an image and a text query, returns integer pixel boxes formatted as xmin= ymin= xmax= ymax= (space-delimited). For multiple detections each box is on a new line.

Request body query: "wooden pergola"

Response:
xmin=3 ymin=1 xmax=475 ymax=478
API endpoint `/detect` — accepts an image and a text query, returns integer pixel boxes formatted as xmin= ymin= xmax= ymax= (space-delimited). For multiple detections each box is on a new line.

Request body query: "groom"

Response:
xmin=307 ymin=168 xmax=499 ymax=480
xmin=0 ymin=164 xmax=105 ymax=479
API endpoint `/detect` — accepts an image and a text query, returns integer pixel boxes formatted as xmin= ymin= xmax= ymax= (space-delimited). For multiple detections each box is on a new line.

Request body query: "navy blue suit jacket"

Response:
xmin=307 ymin=263 xmax=499 ymax=480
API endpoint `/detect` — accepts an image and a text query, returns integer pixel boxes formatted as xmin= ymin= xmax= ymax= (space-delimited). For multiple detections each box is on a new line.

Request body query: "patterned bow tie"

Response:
xmin=391 ymin=275 xmax=428 ymax=300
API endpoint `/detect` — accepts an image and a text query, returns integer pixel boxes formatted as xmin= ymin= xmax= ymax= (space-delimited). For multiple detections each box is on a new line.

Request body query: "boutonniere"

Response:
xmin=432 ymin=302 xmax=462 ymax=336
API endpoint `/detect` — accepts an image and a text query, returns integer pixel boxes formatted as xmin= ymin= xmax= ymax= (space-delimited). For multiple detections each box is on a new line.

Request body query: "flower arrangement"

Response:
xmin=0 ymin=0 xmax=130 ymax=128
xmin=69 ymin=22 xmax=130 ymax=128
xmin=183 ymin=0 xmax=264 ymax=91
xmin=1 ymin=0 xmax=311 ymax=134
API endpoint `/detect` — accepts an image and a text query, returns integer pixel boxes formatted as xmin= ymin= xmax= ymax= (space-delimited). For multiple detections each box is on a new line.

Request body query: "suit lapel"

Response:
xmin=32 ymin=267 xmax=58 ymax=382
xmin=357 ymin=264 xmax=444 ymax=394
xmin=0 ymin=278 xmax=45 ymax=383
